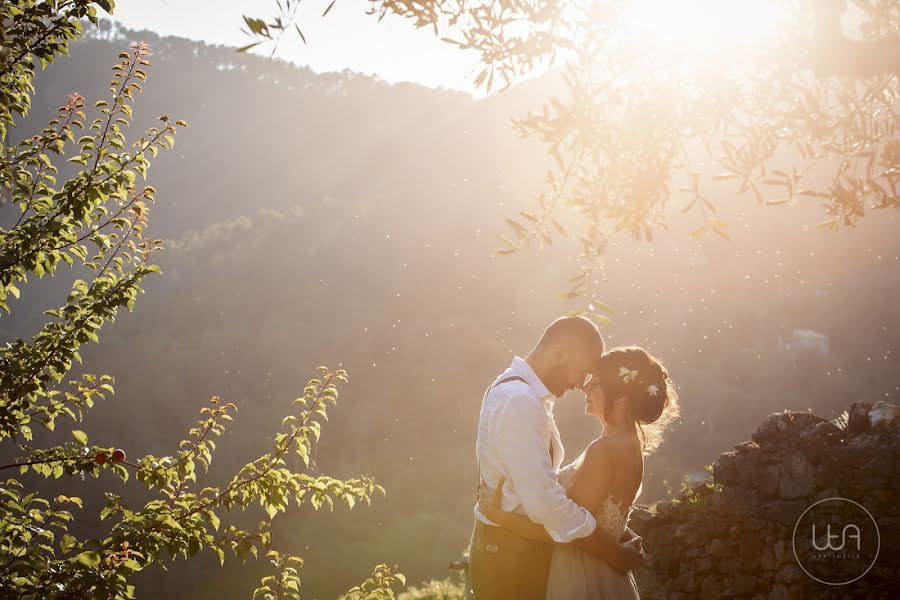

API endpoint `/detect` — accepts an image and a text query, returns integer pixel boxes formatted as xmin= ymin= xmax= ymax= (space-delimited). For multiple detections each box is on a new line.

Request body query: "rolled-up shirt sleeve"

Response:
xmin=493 ymin=394 xmax=597 ymax=543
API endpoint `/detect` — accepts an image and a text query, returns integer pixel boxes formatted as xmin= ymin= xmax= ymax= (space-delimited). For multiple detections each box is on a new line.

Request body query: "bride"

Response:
xmin=479 ymin=345 xmax=679 ymax=600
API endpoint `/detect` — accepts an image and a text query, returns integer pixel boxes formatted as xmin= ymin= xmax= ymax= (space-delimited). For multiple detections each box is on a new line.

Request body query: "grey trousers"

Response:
xmin=469 ymin=520 xmax=553 ymax=600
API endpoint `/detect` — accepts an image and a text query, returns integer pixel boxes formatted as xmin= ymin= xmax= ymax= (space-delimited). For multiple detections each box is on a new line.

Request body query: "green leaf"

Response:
xmin=242 ymin=16 xmax=268 ymax=36
xmin=589 ymin=300 xmax=616 ymax=316
xmin=589 ymin=312 xmax=613 ymax=325
xmin=60 ymin=534 xmax=78 ymax=553
xmin=72 ymin=430 xmax=88 ymax=445
xmin=76 ymin=550 xmax=101 ymax=567
xmin=689 ymin=224 xmax=707 ymax=239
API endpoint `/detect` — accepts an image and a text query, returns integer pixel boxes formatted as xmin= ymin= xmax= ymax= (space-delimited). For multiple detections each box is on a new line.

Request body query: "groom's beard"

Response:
xmin=545 ymin=365 xmax=569 ymax=397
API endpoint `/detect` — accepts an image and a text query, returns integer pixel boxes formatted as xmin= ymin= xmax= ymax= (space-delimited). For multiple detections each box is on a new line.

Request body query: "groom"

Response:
xmin=469 ymin=316 xmax=644 ymax=600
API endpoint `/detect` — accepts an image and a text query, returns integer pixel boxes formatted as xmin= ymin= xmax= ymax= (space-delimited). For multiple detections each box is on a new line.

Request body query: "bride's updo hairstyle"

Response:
xmin=593 ymin=345 xmax=680 ymax=454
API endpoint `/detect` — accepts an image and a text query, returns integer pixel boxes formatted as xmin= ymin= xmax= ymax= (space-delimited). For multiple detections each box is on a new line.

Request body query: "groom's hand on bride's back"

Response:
xmin=622 ymin=535 xmax=645 ymax=569
xmin=573 ymin=525 xmax=645 ymax=573
xmin=619 ymin=526 xmax=646 ymax=570
xmin=612 ymin=534 xmax=645 ymax=572
xmin=605 ymin=531 xmax=645 ymax=572
xmin=621 ymin=526 xmax=644 ymax=554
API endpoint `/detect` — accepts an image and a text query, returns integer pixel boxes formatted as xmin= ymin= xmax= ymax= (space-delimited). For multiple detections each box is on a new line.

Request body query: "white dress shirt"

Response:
xmin=474 ymin=356 xmax=598 ymax=543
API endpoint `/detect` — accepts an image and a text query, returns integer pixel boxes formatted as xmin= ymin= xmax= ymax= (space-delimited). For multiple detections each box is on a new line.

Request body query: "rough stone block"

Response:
xmin=713 ymin=451 xmax=741 ymax=486
xmin=739 ymin=532 xmax=763 ymax=570
xmin=754 ymin=463 xmax=781 ymax=497
xmin=778 ymin=451 xmax=814 ymax=499
xmin=700 ymin=574 xmax=722 ymax=600
xmin=848 ymin=400 xmax=872 ymax=435
xmin=775 ymin=563 xmax=802 ymax=584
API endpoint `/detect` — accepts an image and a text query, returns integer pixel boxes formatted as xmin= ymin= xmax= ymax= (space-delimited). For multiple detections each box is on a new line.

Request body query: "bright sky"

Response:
xmin=109 ymin=0 xmax=484 ymax=93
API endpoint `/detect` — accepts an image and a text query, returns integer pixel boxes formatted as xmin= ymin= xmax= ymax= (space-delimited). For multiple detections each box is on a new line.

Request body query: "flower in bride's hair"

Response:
xmin=647 ymin=384 xmax=659 ymax=397
xmin=619 ymin=366 xmax=638 ymax=384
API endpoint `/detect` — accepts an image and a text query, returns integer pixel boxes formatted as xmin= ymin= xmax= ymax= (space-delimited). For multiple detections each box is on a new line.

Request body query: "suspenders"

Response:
xmin=475 ymin=374 xmax=539 ymax=504
xmin=489 ymin=375 xmax=528 ymax=393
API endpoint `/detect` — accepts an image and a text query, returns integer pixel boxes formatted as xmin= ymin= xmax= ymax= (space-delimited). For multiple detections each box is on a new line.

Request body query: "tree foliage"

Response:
xmin=244 ymin=0 xmax=899 ymax=315
xmin=0 ymin=2 xmax=400 ymax=598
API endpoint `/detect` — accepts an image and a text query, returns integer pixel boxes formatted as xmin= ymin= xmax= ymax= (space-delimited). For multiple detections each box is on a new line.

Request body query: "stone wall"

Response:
xmin=630 ymin=401 xmax=899 ymax=599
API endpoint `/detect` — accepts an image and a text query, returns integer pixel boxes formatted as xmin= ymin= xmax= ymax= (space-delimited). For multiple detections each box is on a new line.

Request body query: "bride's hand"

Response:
xmin=478 ymin=476 xmax=506 ymax=519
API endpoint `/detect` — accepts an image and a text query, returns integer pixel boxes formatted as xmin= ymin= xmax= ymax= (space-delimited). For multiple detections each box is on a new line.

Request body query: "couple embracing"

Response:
xmin=470 ymin=316 xmax=679 ymax=599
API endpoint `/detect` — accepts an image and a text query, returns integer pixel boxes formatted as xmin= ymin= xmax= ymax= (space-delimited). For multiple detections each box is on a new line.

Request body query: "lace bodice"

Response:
xmin=557 ymin=459 xmax=632 ymax=539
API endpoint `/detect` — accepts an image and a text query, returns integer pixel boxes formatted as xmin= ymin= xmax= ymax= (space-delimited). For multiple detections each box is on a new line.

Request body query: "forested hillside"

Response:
xmin=4 ymin=22 xmax=898 ymax=599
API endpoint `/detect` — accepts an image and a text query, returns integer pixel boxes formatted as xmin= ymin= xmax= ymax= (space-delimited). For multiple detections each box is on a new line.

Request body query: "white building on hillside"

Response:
xmin=777 ymin=329 xmax=830 ymax=357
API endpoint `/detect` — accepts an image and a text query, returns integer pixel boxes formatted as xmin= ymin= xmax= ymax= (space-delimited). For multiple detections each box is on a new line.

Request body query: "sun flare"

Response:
xmin=618 ymin=0 xmax=788 ymax=61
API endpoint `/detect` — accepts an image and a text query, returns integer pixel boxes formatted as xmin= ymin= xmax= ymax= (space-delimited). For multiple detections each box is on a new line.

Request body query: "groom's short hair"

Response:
xmin=538 ymin=316 xmax=604 ymax=354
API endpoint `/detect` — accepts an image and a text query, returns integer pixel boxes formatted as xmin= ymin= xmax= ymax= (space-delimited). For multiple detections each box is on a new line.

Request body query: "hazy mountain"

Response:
xmin=5 ymin=21 xmax=899 ymax=599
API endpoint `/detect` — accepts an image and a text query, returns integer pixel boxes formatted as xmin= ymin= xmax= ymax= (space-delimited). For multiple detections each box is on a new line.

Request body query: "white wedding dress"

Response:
xmin=545 ymin=457 xmax=641 ymax=600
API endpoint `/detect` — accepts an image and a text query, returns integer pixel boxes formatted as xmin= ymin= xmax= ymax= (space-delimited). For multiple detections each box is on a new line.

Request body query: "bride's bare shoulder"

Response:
xmin=585 ymin=435 xmax=640 ymax=466
xmin=583 ymin=436 xmax=615 ymax=465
